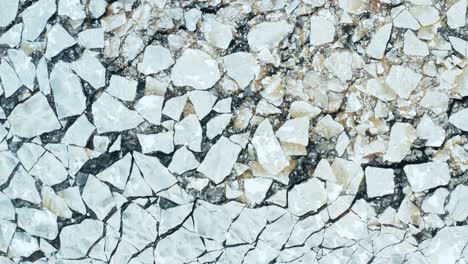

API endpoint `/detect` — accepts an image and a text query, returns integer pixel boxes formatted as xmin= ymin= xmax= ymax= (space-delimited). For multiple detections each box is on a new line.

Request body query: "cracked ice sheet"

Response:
xmin=1 ymin=0 xmax=468 ymax=263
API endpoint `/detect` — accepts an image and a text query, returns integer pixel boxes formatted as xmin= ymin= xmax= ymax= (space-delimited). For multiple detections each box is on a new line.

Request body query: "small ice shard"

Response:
xmin=197 ymin=136 xmax=241 ymax=184
xmin=137 ymin=45 xmax=174 ymax=75
xmin=247 ymin=21 xmax=293 ymax=51
xmin=21 ymin=0 xmax=56 ymax=41
xmin=92 ymin=93 xmax=144 ymax=133
xmin=404 ymin=162 xmax=450 ymax=192
xmin=366 ymin=23 xmax=392 ymax=59
xmin=8 ymin=93 xmax=61 ymax=138
xmin=449 ymin=108 xmax=468 ymax=131
xmin=45 ymin=24 xmax=76 ymax=59
xmin=385 ymin=65 xmax=422 ymax=99
xmin=365 ymin=167 xmax=395 ymax=198
xmin=171 ymin=49 xmax=220 ymax=90
xmin=384 ymin=122 xmax=417 ymax=162
xmin=252 ymin=119 xmax=289 ymax=175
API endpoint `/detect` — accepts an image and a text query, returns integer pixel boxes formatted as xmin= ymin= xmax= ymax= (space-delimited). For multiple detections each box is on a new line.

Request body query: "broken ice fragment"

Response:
xmin=138 ymin=45 xmax=174 ymax=75
xmin=223 ymin=52 xmax=258 ymax=89
xmin=385 ymin=65 xmax=422 ymax=99
xmin=82 ymin=175 xmax=116 ymax=220
xmin=275 ymin=117 xmax=310 ymax=146
xmin=384 ymin=122 xmax=417 ymax=162
xmin=92 ymin=93 xmax=144 ymax=133
xmin=171 ymin=49 xmax=220 ymax=90
xmin=50 ymin=61 xmax=87 ymax=118
xmin=96 ymin=153 xmax=132 ymax=190
xmin=138 ymin=132 xmax=174 ymax=154
xmin=71 ymin=50 xmax=106 ymax=89
xmin=310 ymin=16 xmax=335 ymax=46
xmin=135 ymin=95 xmax=164 ymax=125
xmin=404 ymin=162 xmax=450 ymax=192
xmin=247 ymin=21 xmax=293 ymax=51
xmin=365 ymin=167 xmax=395 ymax=198
xmin=366 ymin=23 xmax=392 ymax=59
xmin=288 ymin=178 xmax=327 ymax=216
xmin=202 ymin=15 xmax=233 ymax=49
xmin=403 ymin=30 xmax=429 ymax=57
xmin=8 ymin=93 xmax=61 ymax=138
xmin=16 ymin=208 xmax=58 ymax=240
xmin=197 ymin=136 xmax=241 ymax=184
xmin=449 ymin=108 xmax=468 ymax=131
xmin=107 ymin=75 xmax=137 ymax=101
xmin=168 ymin=147 xmax=200 ymax=174
xmin=30 ymin=151 xmax=68 ymax=186
xmin=133 ymin=152 xmax=178 ymax=193
xmin=45 ymin=24 xmax=76 ymax=59
xmin=21 ymin=0 xmax=56 ymax=41
xmin=315 ymin=115 xmax=344 ymax=139
xmin=59 ymin=219 xmax=103 ymax=259
xmin=174 ymin=114 xmax=203 ymax=152
xmin=252 ymin=119 xmax=289 ymax=175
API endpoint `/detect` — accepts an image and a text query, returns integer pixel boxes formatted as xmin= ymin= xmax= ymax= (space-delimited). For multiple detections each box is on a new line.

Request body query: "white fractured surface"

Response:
xmin=2 ymin=1 xmax=468 ymax=263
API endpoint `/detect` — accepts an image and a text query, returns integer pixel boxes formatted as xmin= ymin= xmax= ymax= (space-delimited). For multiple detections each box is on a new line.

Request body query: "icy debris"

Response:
xmin=247 ymin=21 xmax=293 ymax=51
xmin=0 ymin=0 xmax=18 ymax=27
xmin=449 ymin=108 xmax=468 ymax=131
xmin=223 ymin=52 xmax=258 ymax=89
xmin=7 ymin=49 xmax=35 ymax=90
xmin=275 ymin=117 xmax=310 ymax=146
xmin=96 ymin=153 xmax=132 ymax=190
xmin=45 ymin=24 xmax=76 ymax=59
xmin=252 ymin=119 xmax=290 ymax=175
xmin=138 ymin=131 xmax=174 ymax=154
xmin=393 ymin=8 xmax=421 ymax=30
xmin=174 ymin=114 xmax=202 ymax=152
xmin=315 ymin=115 xmax=344 ymax=139
xmin=310 ymin=15 xmax=335 ymax=46
xmin=365 ymin=167 xmax=395 ymax=198
xmin=403 ymin=30 xmax=429 ymax=57
xmin=422 ymin=188 xmax=449 ymax=214
xmin=4 ymin=167 xmax=40 ymax=204
xmin=122 ymin=203 xmax=157 ymax=250
xmin=385 ymin=65 xmax=422 ymax=99
xmin=58 ymin=187 xmax=87 ymax=214
xmin=384 ymin=122 xmax=417 ymax=163
xmin=133 ymin=152 xmax=177 ymax=193
xmin=58 ymin=0 xmax=85 ymax=20
xmin=168 ymin=147 xmax=199 ymax=174
xmin=243 ymin=178 xmax=272 ymax=205
xmin=71 ymin=50 xmax=106 ymax=89
xmin=30 ymin=151 xmax=68 ymax=186
xmin=77 ymin=28 xmax=105 ymax=49
xmin=197 ymin=136 xmax=241 ymax=184
xmin=188 ymin=90 xmax=217 ymax=120
xmin=82 ymin=175 xmax=116 ymax=220
xmin=171 ymin=49 xmax=220 ymax=90
xmin=107 ymin=75 xmax=137 ymax=102
xmin=138 ymin=45 xmax=174 ymax=75
xmin=8 ymin=93 xmax=61 ymax=138
xmin=185 ymin=8 xmax=202 ymax=31
xmin=58 ymin=219 xmax=103 ymax=259
xmin=366 ymin=23 xmax=392 ymax=59
xmin=0 ymin=59 xmax=22 ymax=98
xmin=21 ymin=0 xmax=56 ymax=41
xmin=404 ymin=162 xmax=450 ymax=192
xmin=135 ymin=95 xmax=164 ymax=125
xmin=16 ymin=208 xmax=57 ymax=240
xmin=416 ymin=115 xmax=445 ymax=147
xmin=41 ymin=186 xmax=72 ymax=219
xmin=365 ymin=77 xmax=397 ymax=102
xmin=324 ymin=51 xmax=363 ymax=82
xmin=0 ymin=23 xmax=23 ymax=47
xmin=50 ymin=61 xmax=87 ymax=119
xmin=155 ymin=227 xmax=205 ymax=263
xmin=92 ymin=92 xmax=144 ymax=133
xmin=61 ymin=115 xmax=95 ymax=147
xmin=162 ymin=94 xmax=187 ymax=121
xmin=206 ymin=114 xmax=232 ymax=139
xmin=447 ymin=0 xmax=467 ymax=29
xmin=0 ymin=220 xmax=15 ymax=253
xmin=420 ymin=91 xmax=449 ymax=115
xmin=288 ymin=178 xmax=327 ymax=216
xmin=446 ymin=185 xmax=468 ymax=222
xmin=410 ymin=5 xmax=440 ymax=26
xmin=202 ymin=15 xmax=233 ymax=49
